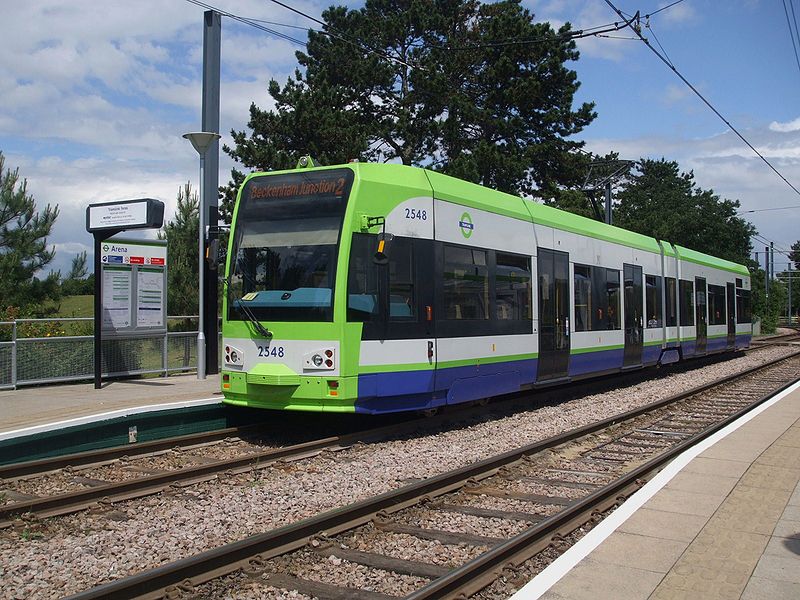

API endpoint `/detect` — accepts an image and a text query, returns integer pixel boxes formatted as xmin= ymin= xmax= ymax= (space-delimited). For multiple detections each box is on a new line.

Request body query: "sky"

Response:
xmin=1 ymin=0 xmax=799 ymax=278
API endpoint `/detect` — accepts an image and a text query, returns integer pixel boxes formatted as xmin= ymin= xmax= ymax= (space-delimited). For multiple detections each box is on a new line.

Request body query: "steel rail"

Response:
xmin=1 ymin=345 xmax=766 ymax=479
xmin=63 ymin=351 xmax=800 ymax=600
xmin=0 ymin=350 xmax=724 ymax=522
xmin=0 ymin=419 xmax=420 ymax=525
xmin=0 ymin=424 xmax=267 ymax=479
xmin=405 ymin=372 xmax=800 ymax=600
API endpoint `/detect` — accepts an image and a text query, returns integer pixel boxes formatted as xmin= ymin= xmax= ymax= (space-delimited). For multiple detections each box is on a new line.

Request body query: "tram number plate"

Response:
xmin=404 ymin=208 xmax=428 ymax=220
xmin=257 ymin=345 xmax=285 ymax=358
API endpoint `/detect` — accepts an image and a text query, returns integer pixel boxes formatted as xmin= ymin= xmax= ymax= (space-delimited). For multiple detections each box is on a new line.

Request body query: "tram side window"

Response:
xmin=574 ymin=264 xmax=592 ymax=332
xmin=679 ymin=279 xmax=695 ymax=326
xmin=388 ymin=239 xmax=416 ymax=320
xmin=665 ymin=277 xmax=677 ymax=327
xmin=443 ymin=245 xmax=489 ymax=320
xmin=707 ymin=284 xmax=727 ymax=325
xmin=604 ymin=269 xmax=621 ymax=330
xmin=347 ymin=233 xmax=416 ymax=321
xmin=588 ymin=267 xmax=620 ymax=331
xmin=645 ymin=275 xmax=663 ymax=328
xmin=347 ymin=233 xmax=379 ymax=321
xmin=496 ymin=252 xmax=532 ymax=320
xmin=736 ymin=289 xmax=751 ymax=323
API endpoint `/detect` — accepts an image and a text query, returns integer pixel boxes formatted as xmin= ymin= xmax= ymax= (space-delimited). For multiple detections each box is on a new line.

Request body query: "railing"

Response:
xmin=0 ymin=316 xmax=219 ymax=390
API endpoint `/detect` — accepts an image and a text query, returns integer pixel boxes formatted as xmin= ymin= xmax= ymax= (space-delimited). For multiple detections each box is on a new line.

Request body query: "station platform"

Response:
xmin=0 ymin=374 xmax=221 ymax=438
xmin=515 ymin=380 xmax=800 ymax=600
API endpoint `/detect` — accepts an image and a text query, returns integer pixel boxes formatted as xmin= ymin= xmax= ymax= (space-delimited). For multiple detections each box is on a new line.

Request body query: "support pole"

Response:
xmin=604 ymin=182 xmax=612 ymax=225
xmin=94 ymin=236 xmax=102 ymax=389
xmin=765 ymin=245 xmax=770 ymax=299
xmin=197 ymin=153 xmax=207 ymax=381
xmin=789 ymin=263 xmax=793 ymax=322
xmin=92 ymin=229 xmax=121 ymax=389
xmin=770 ymin=242 xmax=775 ymax=283
xmin=202 ymin=9 xmax=221 ymax=375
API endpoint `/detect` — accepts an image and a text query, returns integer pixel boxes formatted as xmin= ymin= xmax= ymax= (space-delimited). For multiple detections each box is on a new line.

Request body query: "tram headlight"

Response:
xmin=224 ymin=345 xmax=244 ymax=367
xmin=303 ymin=348 xmax=336 ymax=371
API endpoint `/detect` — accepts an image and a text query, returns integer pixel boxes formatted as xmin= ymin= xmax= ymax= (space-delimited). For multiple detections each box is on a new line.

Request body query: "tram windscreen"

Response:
xmin=228 ymin=169 xmax=354 ymax=322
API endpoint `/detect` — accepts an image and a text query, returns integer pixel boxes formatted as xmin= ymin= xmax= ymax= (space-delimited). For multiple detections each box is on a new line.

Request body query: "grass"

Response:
xmin=52 ymin=295 xmax=94 ymax=318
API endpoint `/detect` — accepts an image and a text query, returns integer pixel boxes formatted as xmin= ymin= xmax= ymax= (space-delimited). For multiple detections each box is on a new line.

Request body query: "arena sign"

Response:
xmin=86 ymin=198 xmax=165 ymax=389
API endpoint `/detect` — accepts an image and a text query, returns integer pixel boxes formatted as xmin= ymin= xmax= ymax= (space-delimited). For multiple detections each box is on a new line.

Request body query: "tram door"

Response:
xmin=726 ymin=282 xmax=736 ymax=349
xmin=537 ymin=248 xmax=570 ymax=381
xmin=623 ymin=264 xmax=644 ymax=368
xmin=695 ymin=277 xmax=708 ymax=354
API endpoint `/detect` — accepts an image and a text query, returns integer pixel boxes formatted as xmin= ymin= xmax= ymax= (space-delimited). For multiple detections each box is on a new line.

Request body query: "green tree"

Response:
xmin=789 ymin=240 xmax=800 ymax=270
xmin=222 ymin=0 xmax=595 ymax=220
xmin=61 ymin=250 xmax=93 ymax=296
xmin=158 ymin=182 xmax=198 ymax=318
xmin=752 ymin=268 xmax=786 ymax=333
xmin=614 ymin=158 xmax=755 ymax=264
xmin=0 ymin=151 xmax=60 ymax=309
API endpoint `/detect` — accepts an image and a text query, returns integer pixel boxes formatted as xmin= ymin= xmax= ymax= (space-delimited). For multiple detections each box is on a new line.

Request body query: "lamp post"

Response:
xmin=183 ymin=131 xmax=221 ymax=380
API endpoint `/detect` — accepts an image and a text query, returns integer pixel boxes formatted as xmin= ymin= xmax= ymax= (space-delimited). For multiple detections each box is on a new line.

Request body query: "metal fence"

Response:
xmin=0 ymin=316 xmax=215 ymax=390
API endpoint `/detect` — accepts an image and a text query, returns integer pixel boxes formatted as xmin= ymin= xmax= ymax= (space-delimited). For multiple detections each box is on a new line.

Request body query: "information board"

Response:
xmin=100 ymin=238 xmax=167 ymax=335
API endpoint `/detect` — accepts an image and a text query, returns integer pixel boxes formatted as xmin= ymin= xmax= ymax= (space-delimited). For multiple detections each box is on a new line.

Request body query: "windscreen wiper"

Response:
xmin=236 ymin=299 xmax=273 ymax=339
xmin=222 ymin=273 xmax=273 ymax=339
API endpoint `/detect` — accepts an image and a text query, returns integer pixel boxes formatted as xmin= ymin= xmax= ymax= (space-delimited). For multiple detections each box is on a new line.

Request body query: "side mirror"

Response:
xmin=206 ymin=239 xmax=219 ymax=270
xmin=373 ymin=233 xmax=394 ymax=265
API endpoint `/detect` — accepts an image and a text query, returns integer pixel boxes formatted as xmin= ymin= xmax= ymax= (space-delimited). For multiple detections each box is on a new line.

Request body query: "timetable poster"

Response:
xmin=102 ymin=268 xmax=132 ymax=329
xmin=136 ymin=269 xmax=164 ymax=328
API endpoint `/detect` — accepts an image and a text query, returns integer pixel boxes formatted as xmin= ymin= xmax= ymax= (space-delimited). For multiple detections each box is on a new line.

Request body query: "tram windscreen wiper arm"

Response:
xmin=234 ymin=299 xmax=272 ymax=338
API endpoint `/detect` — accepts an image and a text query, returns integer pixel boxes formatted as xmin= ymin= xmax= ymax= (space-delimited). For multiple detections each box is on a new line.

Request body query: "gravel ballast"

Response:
xmin=0 ymin=346 xmax=795 ymax=599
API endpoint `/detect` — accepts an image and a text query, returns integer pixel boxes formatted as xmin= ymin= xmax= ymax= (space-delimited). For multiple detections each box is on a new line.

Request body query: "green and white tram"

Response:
xmin=220 ymin=160 xmax=751 ymax=413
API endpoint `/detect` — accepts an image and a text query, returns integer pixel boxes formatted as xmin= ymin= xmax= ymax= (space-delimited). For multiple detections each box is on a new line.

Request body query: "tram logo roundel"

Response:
xmin=459 ymin=212 xmax=474 ymax=238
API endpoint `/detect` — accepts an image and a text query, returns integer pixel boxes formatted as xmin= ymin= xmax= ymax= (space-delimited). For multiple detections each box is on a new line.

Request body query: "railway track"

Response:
xmin=748 ymin=327 xmax=800 ymax=347
xmin=62 ymin=350 xmax=800 ymax=600
xmin=0 ymin=346 xmax=782 ymax=529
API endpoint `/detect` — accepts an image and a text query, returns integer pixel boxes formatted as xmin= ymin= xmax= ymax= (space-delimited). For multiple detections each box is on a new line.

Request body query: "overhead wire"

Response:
xmin=646 ymin=0 xmax=686 ymax=19
xmin=263 ymin=0 xmax=420 ymax=71
xmin=738 ymin=204 xmax=800 ymax=214
xmin=782 ymin=0 xmax=800 ymax=78
xmin=184 ymin=0 xmax=307 ymax=46
xmin=422 ymin=15 xmax=639 ymax=51
xmin=643 ymin=17 xmax=673 ymax=67
xmin=185 ymin=0 xmax=421 ymax=70
xmin=603 ymin=0 xmax=800 ymax=201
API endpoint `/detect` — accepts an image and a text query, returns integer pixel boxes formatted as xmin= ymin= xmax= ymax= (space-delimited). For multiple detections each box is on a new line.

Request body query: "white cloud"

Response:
xmin=662 ymin=83 xmax=691 ymax=105
xmin=656 ymin=1 xmax=697 ymax=25
xmin=584 ymin=121 xmax=800 ymax=252
xmin=769 ymin=117 xmax=800 ymax=133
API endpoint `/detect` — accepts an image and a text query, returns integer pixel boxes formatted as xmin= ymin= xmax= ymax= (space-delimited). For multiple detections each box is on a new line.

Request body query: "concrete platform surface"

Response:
xmin=517 ymin=382 xmax=800 ymax=600
xmin=0 ymin=374 xmax=221 ymax=435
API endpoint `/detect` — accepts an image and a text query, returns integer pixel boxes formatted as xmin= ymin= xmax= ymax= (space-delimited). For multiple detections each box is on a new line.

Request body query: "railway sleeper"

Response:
xmin=513 ymin=476 xmax=601 ymax=491
xmin=311 ymin=546 xmax=451 ymax=579
xmin=262 ymin=572 xmax=395 ymax=600
xmin=429 ymin=501 xmax=546 ymax=523
xmin=463 ymin=484 xmax=574 ymax=506
xmin=373 ymin=521 xmax=503 ymax=547
xmin=602 ymin=438 xmax=671 ymax=449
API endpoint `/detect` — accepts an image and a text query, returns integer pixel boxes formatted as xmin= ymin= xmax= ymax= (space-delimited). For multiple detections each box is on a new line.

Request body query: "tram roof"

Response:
xmin=247 ymin=162 xmax=749 ymax=277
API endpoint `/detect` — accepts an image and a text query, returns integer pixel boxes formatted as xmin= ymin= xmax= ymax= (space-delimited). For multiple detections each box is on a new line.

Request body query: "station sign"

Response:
xmin=86 ymin=198 xmax=165 ymax=232
xmin=100 ymin=238 xmax=167 ymax=335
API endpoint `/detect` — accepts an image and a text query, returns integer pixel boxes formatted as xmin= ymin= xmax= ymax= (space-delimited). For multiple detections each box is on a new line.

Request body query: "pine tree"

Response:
xmin=0 ymin=151 xmax=60 ymax=309
xmin=61 ymin=250 xmax=93 ymax=296
xmin=158 ymin=182 xmax=199 ymax=317
xmin=614 ymin=159 xmax=756 ymax=265
xmin=222 ymin=0 xmax=595 ymax=220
